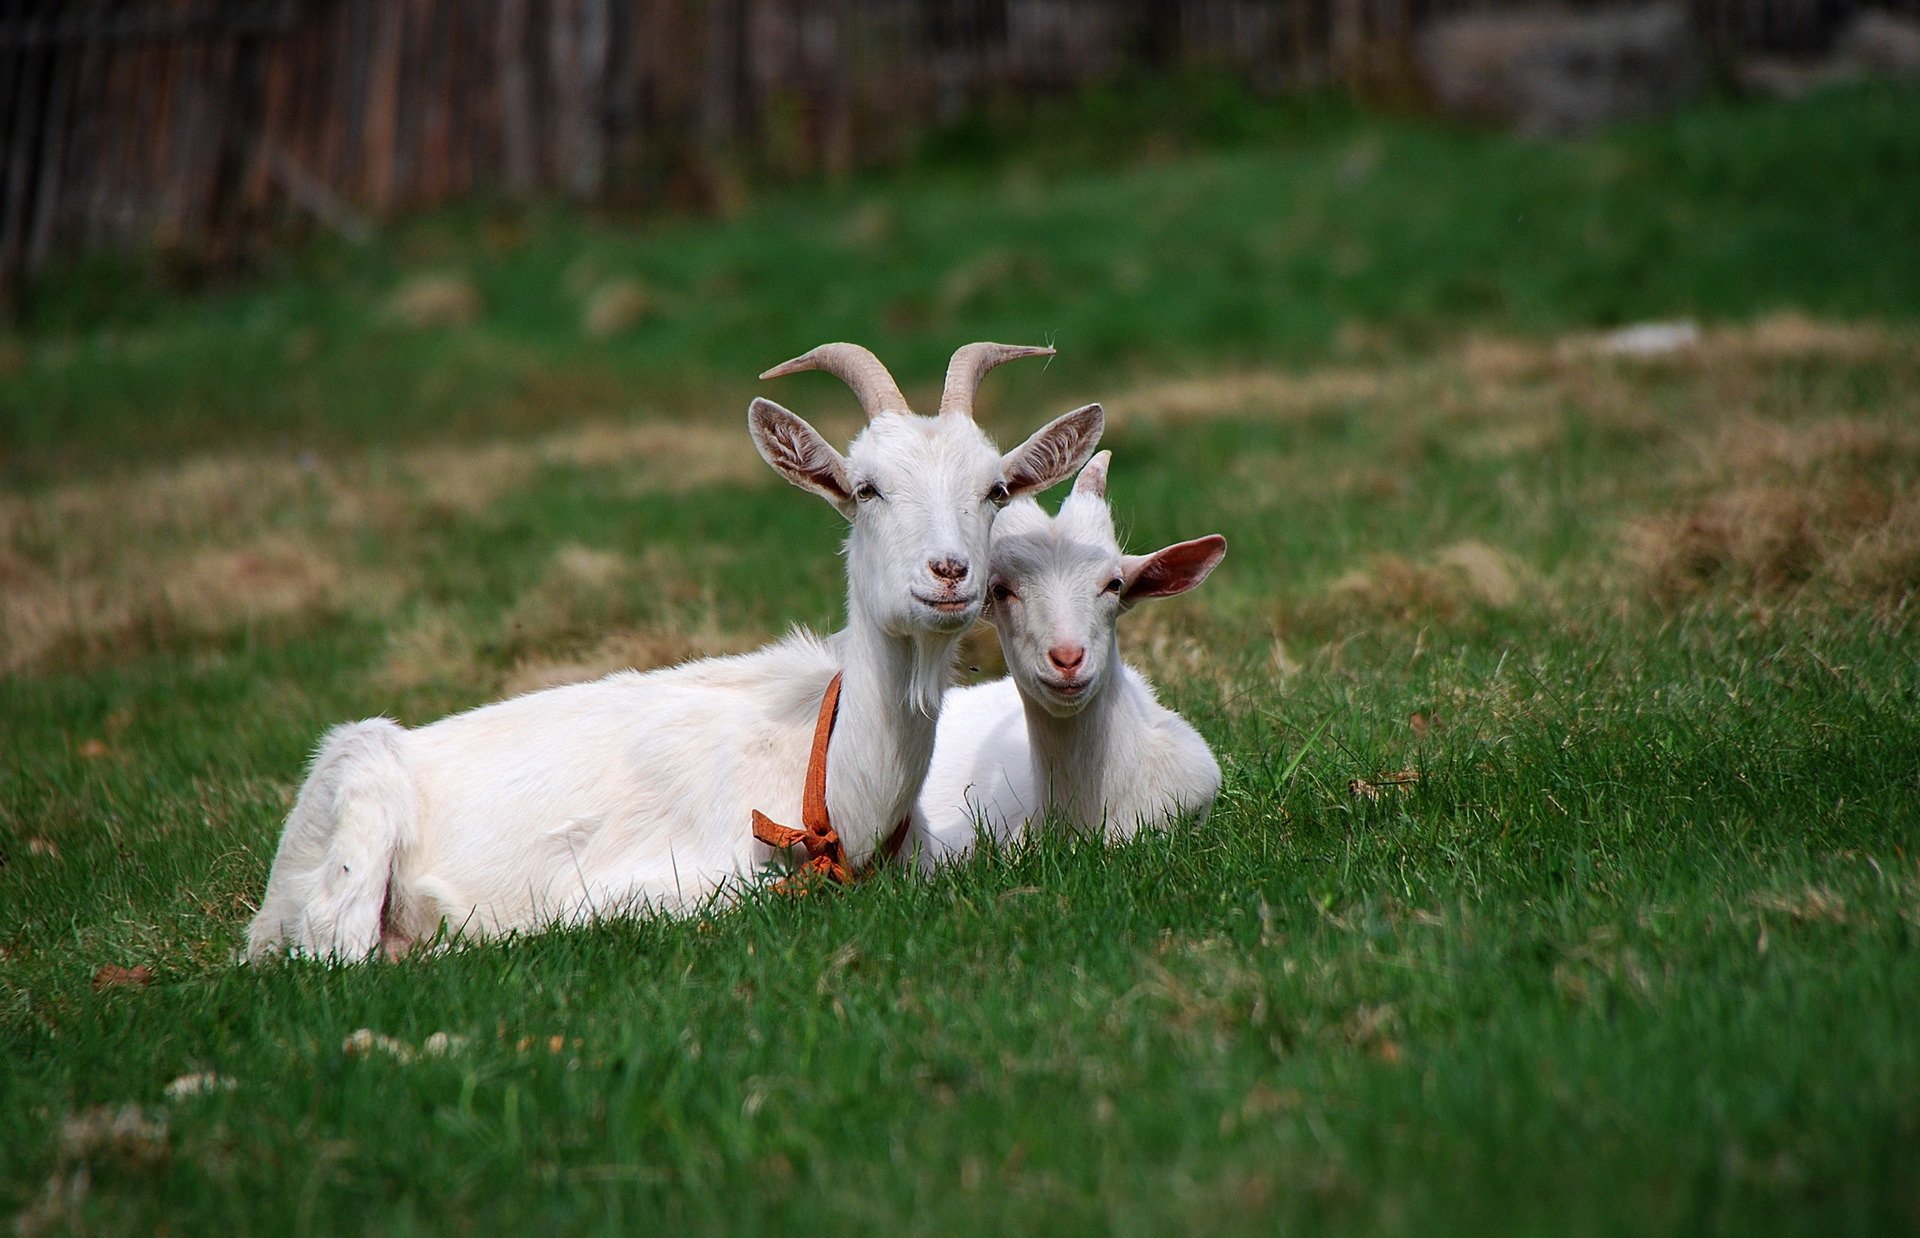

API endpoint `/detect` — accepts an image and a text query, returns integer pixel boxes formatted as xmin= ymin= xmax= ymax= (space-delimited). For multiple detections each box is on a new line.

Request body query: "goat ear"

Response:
xmin=749 ymin=397 xmax=855 ymax=515
xmin=1001 ymin=403 xmax=1104 ymax=497
xmin=1121 ymin=535 xmax=1227 ymax=602
xmin=1072 ymin=449 xmax=1112 ymax=499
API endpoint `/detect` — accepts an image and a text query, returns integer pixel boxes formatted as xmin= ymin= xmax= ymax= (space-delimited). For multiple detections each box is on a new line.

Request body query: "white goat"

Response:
xmin=909 ymin=451 xmax=1226 ymax=867
xmin=246 ymin=342 xmax=1103 ymax=959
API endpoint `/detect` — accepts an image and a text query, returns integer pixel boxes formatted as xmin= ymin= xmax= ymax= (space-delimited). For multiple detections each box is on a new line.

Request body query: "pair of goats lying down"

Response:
xmin=245 ymin=341 xmax=1219 ymax=961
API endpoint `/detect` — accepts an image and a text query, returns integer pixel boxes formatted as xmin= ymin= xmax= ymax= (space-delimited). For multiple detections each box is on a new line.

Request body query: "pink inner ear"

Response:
xmin=1125 ymin=535 xmax=1226 ymax=600
xmin=1005 ymin=403 xmax=1104 ymax=495
xmin=752 ymin=399 xmax=851 ymax=503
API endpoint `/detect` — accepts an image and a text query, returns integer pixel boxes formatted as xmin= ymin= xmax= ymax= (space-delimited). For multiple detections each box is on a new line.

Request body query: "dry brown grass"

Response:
xmin=1113 ymin=315 xmax=1909 ymax=441
xmin=1117 ymin=368 xmax=1388 ymax=427
xmin=1105 ymin=317 xmax=1918 ymax=617
xmin=376 ymin=540 xmax=758 ymax=695
xmin=494 ymin=543 xmax=655 ymax=653
xmin=375 ymin=609 xmax=484 ymax=692
xmin=1 ymin=534 xmax=362 ymax=674
xmin=580 ymin=279 xmax=653 ymax=340
xmin=0 ymin=413 xmax=768 ymax=675
xmin=379 ymin=608 xmax=759 ymax=700
xmin=8 ymin=315 xmax=1906 ymax=673
xmin=384 ymin=273 xmax=483 ymax=329
xmin=396 ymin=418 xmax=768 ymax=517
xmin=1628 ymin=417 xmax=1920 ymax=606
xmin=1320 ymin=541 xmax=1531 ymax=623
xmin=1736 ymin=312 xmax=1894 ymax=362
xmin=500 ymin=621 xmax=761 ymax=696
xmin=1123 ymin=605 xmax=1271 ymax=704
xmin=541 ymin=421 xmax=766 ymax=493
xmin=1553 ymin=312 xmax=1897 ymax=366
xmin=0 ymin=453 xmax=394 ymax=673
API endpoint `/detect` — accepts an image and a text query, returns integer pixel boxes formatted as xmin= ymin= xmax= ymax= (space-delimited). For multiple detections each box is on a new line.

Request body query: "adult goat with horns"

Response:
xmin=246 ymin=342 xmax=1102 ymax=959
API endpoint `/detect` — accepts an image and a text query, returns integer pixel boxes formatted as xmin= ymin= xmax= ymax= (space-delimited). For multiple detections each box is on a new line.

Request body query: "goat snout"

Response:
xmin=1047 ymin=643 xmax=1087 ymax=676
xmin=927 ymin=556 xmax=970 ymax=583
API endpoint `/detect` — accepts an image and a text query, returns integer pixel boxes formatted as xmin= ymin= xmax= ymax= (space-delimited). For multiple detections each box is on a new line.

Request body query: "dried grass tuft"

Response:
xmin=1740 ymin=311 xmax=1890 ymax=361
xmin=1629 ymin=416 xmax=1920 ymax=605
xmin=1323 ymin=540 xmax=1528 ymax=622
xmin=375 ymin=608 xmax=483 ymax=692
xmin=1 ymin=535 xmax=359 ymax=674
xmin=581 ymin=279 xmax=652 ymax=339
xmin=500 ymin=620 xmax=760 ymax=695
xmin=1 ymin=410 xmax=769 ymax=674
xmin=165 ymin=537 xmax=346 ymax=623
xmin=1119 ymin=369 xmax=1386 ymax=427
xmin=384 ymin=273 xmax=482 ymax=329
xmin=378 ymin=540 xmax=754 ymax=696
xmin=59 ymin=1105 xmax=169 ymax=1163
xmin=496 ymin=544 xmax=648 ymax=653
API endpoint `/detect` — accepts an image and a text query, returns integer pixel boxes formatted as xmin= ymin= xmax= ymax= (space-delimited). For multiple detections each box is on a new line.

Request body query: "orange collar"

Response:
xmin=752 ymin=672 xmax=910 ymax=889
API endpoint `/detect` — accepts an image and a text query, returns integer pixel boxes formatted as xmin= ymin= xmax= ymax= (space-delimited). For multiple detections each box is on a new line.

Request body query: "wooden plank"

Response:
xmin=0 ymin=3 xmax=299 ymax=50
xmin=25 ymin=7 xmax=79 ymax=267
xmin=363 ymin=0 xmax=403 ymax=210
xmin=574 ymin=0 xmax=609 ymax=197
xmin=0 ymin=2 xmax=52 ymax=296
xmin=498 ymin=0 xmax=535 ymax=194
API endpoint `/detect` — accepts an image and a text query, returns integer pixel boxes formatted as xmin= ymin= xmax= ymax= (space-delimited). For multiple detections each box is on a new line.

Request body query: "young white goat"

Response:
xmin=246 ymin=342 xmax=1103 ymax=959
xmin=909 ymin=451 xmax=1226 ymax=867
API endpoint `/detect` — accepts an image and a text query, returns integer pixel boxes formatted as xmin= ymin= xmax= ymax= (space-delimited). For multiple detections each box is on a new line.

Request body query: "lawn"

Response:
xmin=3 ymin=80 xmax=1918 ymax=1234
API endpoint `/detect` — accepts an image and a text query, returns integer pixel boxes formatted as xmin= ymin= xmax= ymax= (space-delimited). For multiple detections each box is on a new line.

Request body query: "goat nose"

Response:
xmin=928 ymin=556 xmax=969 ymax=582
xmin=1048 ymin=644 xmax=1086 ymax=674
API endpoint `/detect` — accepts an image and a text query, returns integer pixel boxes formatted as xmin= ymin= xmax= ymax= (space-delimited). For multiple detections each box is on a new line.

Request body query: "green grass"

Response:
xmin=5 ymin=81 xmax=1920 ymax=1234
xmin=5 ymin=78 xmax=1920 ymax=480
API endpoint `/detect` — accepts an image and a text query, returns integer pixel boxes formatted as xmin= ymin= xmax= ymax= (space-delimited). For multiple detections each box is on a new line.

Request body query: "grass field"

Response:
xmin=3 ymin=80 xmax=1919 ymax=1233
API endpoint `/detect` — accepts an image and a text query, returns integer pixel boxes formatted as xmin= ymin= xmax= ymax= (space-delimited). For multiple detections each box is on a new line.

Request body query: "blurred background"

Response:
xmin=5 ymin=0 xmax=1919 ymax=310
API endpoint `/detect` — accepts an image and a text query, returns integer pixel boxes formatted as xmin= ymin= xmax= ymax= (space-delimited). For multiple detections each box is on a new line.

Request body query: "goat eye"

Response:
xmin=985 ymin=481 xmax=1011 ymax=507
xmin=854 ymin=482 xmax=881 ymax=503
xmin=989 ymin=583 xmax=1016 ymax=603
xmin=1103 ymin=577 xmax=1124 ymax=595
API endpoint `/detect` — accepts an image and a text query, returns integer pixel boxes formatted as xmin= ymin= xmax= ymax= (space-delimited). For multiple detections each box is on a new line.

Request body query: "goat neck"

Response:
xmin=824 ymin=601 xmax=958 ymax=866
xmin=1016 ymin=630 xmax=1154 ymax=835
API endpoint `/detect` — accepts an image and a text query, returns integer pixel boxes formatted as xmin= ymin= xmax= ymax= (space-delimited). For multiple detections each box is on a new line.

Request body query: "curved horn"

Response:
xmin=760 ymin=343 xmax=910 ymax=420
xmin=939 ymin=342 xmax=1055 ymax=418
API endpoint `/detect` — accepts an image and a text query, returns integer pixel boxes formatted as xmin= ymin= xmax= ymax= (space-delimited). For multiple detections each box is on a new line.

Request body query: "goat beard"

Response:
xmin=907 ymin=633 xmax=959 ymax=720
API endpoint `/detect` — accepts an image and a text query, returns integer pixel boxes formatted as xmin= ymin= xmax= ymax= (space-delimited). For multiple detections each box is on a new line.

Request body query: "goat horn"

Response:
xmin=760 ymin=343 xmax=910 ymax=419
xmin=939 ymin=342 xmax=1055 ymax=417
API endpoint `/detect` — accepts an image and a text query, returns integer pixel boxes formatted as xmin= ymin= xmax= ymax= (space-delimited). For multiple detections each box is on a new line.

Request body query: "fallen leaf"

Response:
xmin=92 ymin=964 xmax=152 ymax=990
xmin=28 ymin=837 xmax=59 ymax=859
xmin=1349 ymin=770 xmax=1421 ymax=800
xmin=77 ymin=738 xmax=110 ymax=759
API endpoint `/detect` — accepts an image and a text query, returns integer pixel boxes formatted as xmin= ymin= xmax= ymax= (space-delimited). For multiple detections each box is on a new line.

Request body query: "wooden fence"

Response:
xmin=0 ymin=0 xmax=1907 ymax=304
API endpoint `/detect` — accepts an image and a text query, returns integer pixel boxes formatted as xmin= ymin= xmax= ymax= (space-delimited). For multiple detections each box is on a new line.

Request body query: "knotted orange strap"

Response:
xmin=752 ymin=673 xmax=854 ymax=887
xmin=751 ymin=672 xmax=912 ymax=890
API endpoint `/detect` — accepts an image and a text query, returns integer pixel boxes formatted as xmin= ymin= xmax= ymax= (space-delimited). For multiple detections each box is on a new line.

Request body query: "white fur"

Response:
xmin=246 ymin=359 xmax=1102 ymax=960
xmin=910 ymin=455 xmax=1224 ymax=867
